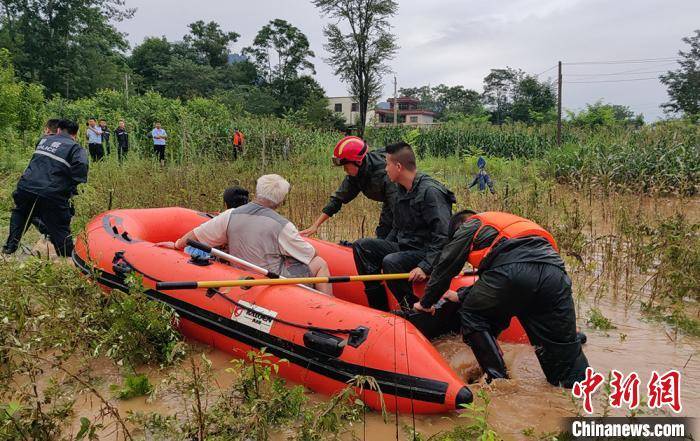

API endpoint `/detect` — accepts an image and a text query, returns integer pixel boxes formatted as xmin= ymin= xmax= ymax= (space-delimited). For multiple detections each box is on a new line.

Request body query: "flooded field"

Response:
xmin=56 ymin=191 xmax=699 ymax=440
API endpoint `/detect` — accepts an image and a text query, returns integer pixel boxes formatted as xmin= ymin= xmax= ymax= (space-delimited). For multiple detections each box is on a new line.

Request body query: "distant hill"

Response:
xmin=227 ymin=53 xmax=248 ymax=64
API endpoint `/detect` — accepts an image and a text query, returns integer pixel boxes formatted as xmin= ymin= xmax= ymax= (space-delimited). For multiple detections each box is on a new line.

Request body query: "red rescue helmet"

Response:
xmin=332 ymin=136 xmax=367 ymax=166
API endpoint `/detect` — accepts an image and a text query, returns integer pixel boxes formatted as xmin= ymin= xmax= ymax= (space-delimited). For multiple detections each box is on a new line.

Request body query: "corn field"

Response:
xmin=1 ymin=89 xmax=698 ymax=195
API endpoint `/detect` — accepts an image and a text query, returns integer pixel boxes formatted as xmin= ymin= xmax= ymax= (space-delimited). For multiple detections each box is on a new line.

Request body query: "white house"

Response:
xmin=327 ymin=96 xmax=376 ymax=127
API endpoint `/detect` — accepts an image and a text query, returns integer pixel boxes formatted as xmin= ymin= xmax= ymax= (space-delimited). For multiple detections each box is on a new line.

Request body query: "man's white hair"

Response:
xmin=256 ymin=174 xmax=290 ymax=206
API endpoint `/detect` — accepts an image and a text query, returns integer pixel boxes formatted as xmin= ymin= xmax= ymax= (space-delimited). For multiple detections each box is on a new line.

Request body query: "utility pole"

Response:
xmin=557 ymin=61 xmax=562 ymax=147
xmin=393 ymin=75 xmax=398 ymax=126
xmin=124 ymin=73 xmax=129 ymax=106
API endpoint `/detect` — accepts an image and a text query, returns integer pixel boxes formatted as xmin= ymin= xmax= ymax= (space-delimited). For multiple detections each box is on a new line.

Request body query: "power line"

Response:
xmin=565 ymin=62 xmax=677 ymax=74
xmin=565 ymin=76 xmax=661 ymax=84
xmin=534 ymin=64 xmax=558 ymax=76
xmin=564 ymin=57 xmax=676 ymax=65
xmin=565 ymin=69 xmax=669 ymax=77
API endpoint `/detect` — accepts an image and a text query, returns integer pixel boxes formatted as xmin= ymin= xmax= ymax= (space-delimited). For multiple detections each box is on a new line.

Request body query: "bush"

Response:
xmin=95 ymin=274 xmax=183 ymax=367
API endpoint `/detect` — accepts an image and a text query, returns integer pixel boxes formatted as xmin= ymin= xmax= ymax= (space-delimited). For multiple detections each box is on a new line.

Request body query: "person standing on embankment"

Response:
xmin=232 ymin=128 xmax=245 ymax=160
xmin=151 ymin=122 xmax=167 ymax=166
xmin=86 ymin=118 xmax=103 ymax=161
xmin=115 ymin=120 xmax=129 ymax=162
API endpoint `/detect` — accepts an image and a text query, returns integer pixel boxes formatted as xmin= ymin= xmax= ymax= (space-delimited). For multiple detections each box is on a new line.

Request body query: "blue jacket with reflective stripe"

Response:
xmin=17 ymin=133 xmax=89 ymax=202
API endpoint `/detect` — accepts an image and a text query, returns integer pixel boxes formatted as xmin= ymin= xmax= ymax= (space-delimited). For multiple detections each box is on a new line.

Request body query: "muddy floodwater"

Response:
xmin=88 ymin=292 xmax=698 ymax=440
xmin=69 ymin=194 xmax=699 ymax=440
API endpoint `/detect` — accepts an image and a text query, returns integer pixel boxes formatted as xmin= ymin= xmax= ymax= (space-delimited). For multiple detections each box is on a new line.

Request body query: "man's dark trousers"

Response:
xmin=459 ymin=261 xmax=588 ymax=387
xmin=353 ymin=238 xmax=425 ymax=310
xmin=4 ymin=189 xmax=74 ymax=257
xmin=88 ymin=143 xmax=104 ymax=161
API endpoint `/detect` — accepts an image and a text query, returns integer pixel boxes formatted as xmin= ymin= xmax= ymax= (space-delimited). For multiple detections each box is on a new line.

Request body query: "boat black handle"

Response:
xmin=187 ymin=239 xmax=212 ymax=253
xmin=157 ymin=281 xmax=199 ymax=290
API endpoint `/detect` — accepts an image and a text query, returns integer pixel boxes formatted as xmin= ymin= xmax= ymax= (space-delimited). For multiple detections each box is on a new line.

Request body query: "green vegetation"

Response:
xmin=406 ymin=389 xmax=500 ymax=441
xmin=1 ymin=1 xmax=698 ymax=437
xmin=660 ymin=30 xmax=700 ymax=120
xmin=0 ymin=258 xmax=182 ymax=371
xmin=586 ymin=308 xmax=617 ymax=331
xmin=3 ymin=126 xmax=696 ymax=437
xmin=110 ymin=374 xmax=154 ymax=400
xmin=126 ymin=349 xmax=367 ymax=440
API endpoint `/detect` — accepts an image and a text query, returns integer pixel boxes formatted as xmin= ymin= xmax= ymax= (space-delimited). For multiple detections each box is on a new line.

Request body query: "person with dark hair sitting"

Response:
xmin=413 ymin=209 xmax=589 ymax=388
xmin=352 ymin=141 xmax=455 ymax=311
xmin=223 ymin=185 xmax=250 ymax=209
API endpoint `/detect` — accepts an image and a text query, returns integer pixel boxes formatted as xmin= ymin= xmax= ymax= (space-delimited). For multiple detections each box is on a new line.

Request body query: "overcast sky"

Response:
xmin=118 ymin=0 xmax=699 ymax=121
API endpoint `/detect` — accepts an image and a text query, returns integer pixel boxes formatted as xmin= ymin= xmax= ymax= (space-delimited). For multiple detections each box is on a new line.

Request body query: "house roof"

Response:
xmin=375 ymin=109 xmax=436 ymax=116
xmin=388 ymin=96 xmax=420 ymax=103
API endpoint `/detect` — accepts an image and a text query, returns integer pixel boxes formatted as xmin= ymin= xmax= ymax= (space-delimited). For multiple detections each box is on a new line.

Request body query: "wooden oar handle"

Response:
xmin=156 ymin=271 xmax=478 ymax=291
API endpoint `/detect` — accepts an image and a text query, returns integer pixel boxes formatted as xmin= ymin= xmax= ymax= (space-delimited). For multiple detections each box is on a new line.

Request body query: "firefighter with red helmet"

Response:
xmin=414 ymin=210 xmax=589 ymax=388
xmin=301 ymin=136 xmax=398 ymax=239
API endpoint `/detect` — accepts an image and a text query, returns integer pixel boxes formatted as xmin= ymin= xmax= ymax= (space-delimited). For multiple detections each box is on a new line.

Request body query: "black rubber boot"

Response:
xmin=463 ymin=331 xmax=508 ymax=382
xmin=364 ymin=285 xmax=390 ymax=311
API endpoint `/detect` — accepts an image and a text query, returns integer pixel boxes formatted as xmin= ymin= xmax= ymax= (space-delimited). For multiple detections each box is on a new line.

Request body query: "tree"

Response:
xmin=661 ymin=29 xmax=700 ymax=120
xmin=216 ymin=61 xmax=260 ymax=90
xmin=399 ymin=84 xmax=485 ymax=120
xmin=313 ymin=0 xmax=399 ymax=136
xmin=183 ymin=20 xmax=239 ymax=68
xmin=436 ymin=85 xmax=484 ymax=116
xmin=284 ymin=93 xmax=347 ymax=131
xmin=0 ymin=48 xmax=44 ymax=132
xmin=482 ymin=67 xmax=555 ymax=124
xmin=129 ymin=23 xmax=255 ymax=98
xmin=0 ymin=0 xmax=134 ymax=98
xmin=217 ymin=85 xmax=281 ymax=115
xmin=399 ymin=85 xmax=438 ymax=112
xmin=510 ymin=76 xmax=556 ymax=123
xmin=482 ymin=68 xmax=520 ymax=124
xmin=157 ymin=57 xmax=217 ymax=99
xmin=566 ymin=100 xmax=644 ymax=127
xmin=244 ymin=19 xmax=315 ymax=83
xmin=271 ymin=75 xmax=326 ymax=112
xmin=129 ymin=37 xmax=173 ymax=92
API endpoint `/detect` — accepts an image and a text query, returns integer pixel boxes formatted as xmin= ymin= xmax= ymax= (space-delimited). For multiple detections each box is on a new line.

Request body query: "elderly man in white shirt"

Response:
xmin=161 ymin=174 xmax=333 ymax=295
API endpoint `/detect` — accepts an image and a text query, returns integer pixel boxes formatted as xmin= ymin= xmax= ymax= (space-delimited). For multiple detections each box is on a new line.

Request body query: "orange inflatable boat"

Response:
xmin=72 ymin=207 xmax=528 ymax=414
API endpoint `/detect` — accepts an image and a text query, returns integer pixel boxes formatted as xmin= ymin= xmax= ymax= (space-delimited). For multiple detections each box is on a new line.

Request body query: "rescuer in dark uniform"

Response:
xmin=2 ymin=120 xmax=89 ymax=257
xmin=301 ymin=136 xmax=398 ymax=239
xmin=353 ymin=141 xmax=455 ymax=311
xmin=414 ymin=210 xmax=588 ymax=388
